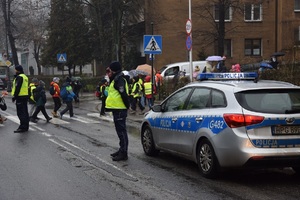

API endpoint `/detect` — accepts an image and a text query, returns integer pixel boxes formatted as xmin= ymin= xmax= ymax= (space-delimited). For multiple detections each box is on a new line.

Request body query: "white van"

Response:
xmin=159 ymin=61 xmax=206 ymax=81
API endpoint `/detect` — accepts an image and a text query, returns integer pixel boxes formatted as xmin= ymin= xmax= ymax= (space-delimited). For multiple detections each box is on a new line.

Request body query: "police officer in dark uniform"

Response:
xmin=105 ymin=61 xmax=130 ymax=161
xmin=12 ymin=65 xmax=29 ymax=133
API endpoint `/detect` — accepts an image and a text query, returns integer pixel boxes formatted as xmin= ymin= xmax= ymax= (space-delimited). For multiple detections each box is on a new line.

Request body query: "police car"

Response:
xmin=140 ymin=72 xmax=300 ymax=178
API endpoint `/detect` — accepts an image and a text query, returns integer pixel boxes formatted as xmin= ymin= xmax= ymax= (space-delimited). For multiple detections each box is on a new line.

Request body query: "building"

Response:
xmin=144 ymin=0 xmax=300 ymax=71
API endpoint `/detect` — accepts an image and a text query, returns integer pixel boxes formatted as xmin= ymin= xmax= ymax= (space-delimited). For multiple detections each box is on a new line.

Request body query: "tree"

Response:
xmin=83 ymin=0 xmax=144 ymax=70
xmin=193 ymin=0 xmax=242 ymax=56
xmin=42 ymin=0 xmax=92 ymax=77
xmin=0 ymin=0 xmax=19 ymax=65
xmin=17 ymin=0 xmax=50 ymax=75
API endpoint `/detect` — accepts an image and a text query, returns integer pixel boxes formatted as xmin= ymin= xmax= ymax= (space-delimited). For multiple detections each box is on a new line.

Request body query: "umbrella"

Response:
xmin=129 ymin=69 xmax=148 ymax=77
xmin=136 ymin=64 xmax=156 ymax=75
xmin=206 ymin=56 xmax=223 ymax=62
xmin=260 ymin=62 xmax=273 ymax=69
xmin=122 ymin=70 xmax=129 ymax=76
xmin=272 ymin=52 xmax=285 ymax=57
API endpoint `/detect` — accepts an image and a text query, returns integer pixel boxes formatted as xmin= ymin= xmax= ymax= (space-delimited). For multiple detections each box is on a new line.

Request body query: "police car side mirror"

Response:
xmin=152 ymin=104 xmax=162 ymax=112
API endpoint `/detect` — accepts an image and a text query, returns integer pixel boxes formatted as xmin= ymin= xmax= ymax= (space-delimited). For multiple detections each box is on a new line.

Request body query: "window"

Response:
xmin=187 ymin=88 xmax=210 ymax=110
xmin=224 ymin=39 xmax=232 ymax=57
xmin=211 ymin=90 xmax=226 ymax=108
xmin=244 ymin=3 xmax=262 ymax=21
xmin=244 ymin=39 xmax=261 ymax=56
xmin=235 ymin=89 xmax=300 ymax=114
xmin=295 ymin=0 xmax=300 ymax=11
xmin=163 ymin=88 xmax=192 ymax=112
xmin=164 ymin=66 xmax=179 ymax=76
xmin=214 ymin=4 xmax=232 ymax=21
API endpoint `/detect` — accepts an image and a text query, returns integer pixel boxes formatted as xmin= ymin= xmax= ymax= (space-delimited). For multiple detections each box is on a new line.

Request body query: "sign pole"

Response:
xmin=151 ymin=22 xmax=154 ymax=105
xmin=189 ymin=0 xmax=193 ymax=82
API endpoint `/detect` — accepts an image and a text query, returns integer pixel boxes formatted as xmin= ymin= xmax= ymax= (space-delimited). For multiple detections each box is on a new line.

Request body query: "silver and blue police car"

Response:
xmin=140 ymin=72 xmax=300 ymax=178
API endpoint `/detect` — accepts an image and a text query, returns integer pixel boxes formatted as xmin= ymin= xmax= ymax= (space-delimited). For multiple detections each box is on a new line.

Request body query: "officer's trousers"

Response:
xmin=112 ymin=110 xmax=128 ymax=154
xmin=16 ymin=99 xmax=29 ymax=130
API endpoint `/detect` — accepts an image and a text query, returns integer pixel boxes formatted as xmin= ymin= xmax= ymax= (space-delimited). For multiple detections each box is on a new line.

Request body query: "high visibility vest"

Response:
xmin=144 ymin=82 xmax=152 ymax=95
xmin=11 ymin=74 xmax=29 ymax=96
xmin=105 ymin=79 xmax=128 ymax=109
xmin=29 ymin=83 xmax=36 ymax=102
xmin=131 ymin=82 xmax=142 ymax=98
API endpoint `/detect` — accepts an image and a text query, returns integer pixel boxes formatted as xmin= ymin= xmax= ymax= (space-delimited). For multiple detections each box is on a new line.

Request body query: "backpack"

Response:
xmin=60 ymin=86 xmax=68 ymax=99
xmin=49 ymin=85 xmax=55 ymax=95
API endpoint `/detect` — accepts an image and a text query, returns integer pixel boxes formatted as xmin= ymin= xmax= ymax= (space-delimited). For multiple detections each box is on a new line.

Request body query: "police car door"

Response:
xmin=157 ymin=87 xmax=193 ymax=151
xmin=172 ymin=87 xmax=211 ymax=155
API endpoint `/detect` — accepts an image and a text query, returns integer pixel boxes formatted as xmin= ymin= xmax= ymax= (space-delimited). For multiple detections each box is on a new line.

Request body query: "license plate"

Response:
xmin=272 ymin=126 xmax=300 ymax=135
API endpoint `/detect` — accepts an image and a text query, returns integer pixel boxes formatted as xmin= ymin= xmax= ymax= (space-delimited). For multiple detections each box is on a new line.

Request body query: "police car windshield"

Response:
xmin=235 ymin=89 xmax=300 ymax=114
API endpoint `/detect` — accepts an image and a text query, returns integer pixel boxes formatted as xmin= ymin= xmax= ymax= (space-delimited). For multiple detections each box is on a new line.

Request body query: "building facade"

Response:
xmin=145 ymin=0 xmax=300 ymax=71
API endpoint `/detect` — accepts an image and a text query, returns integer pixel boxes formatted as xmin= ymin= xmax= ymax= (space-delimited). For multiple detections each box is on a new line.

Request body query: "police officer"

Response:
xmin=105 ymin=61 xmax=130 ymax=161
xmin=12 ymin=65 xmax=29 ymax=133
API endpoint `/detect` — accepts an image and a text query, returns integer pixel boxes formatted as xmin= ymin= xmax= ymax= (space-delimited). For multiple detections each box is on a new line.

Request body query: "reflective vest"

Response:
xmin=29 ymin=83 xmax=36 ymax=102
xmin=12 ymin=74 xmax=29 ymax=96
xmin=131 ymin=82 xmax=142 ymax=98
xmin=144 ymin=82 xmax=152 ymax=95
xmin=105 ymin=79 xmax=128 ymax=109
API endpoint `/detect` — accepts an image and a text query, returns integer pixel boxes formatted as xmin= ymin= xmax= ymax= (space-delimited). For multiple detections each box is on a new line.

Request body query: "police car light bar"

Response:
xmin=197 ymin=72 xmax=258 ymax=81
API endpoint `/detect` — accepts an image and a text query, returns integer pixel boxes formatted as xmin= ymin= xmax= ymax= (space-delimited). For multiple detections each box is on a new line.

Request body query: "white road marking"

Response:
xmin=49 ymin=138 xmax=137 ymax=180
xmin=87 ymin=113 xmax=114 ymax=122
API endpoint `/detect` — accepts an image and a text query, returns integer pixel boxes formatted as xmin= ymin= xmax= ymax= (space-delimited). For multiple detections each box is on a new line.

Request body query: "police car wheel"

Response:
xmin=141 ymin=125 xmax=159 ymax=156
xmin=197 ymin=139 xmax=219 ymax=179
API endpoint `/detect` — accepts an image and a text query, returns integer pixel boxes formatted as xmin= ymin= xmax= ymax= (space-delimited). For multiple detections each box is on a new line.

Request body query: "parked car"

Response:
xmin=141 ymin=72 xmax=300 ymax=178
xmin=159 ymin=61 xmax=206 ymax=81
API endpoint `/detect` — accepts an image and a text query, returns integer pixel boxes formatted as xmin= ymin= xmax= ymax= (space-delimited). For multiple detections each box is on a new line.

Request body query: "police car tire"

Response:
xmin=141 ymin=125 xmax=159 ymax=156
xmin=197 ymin=139 xmax=219 ymax=179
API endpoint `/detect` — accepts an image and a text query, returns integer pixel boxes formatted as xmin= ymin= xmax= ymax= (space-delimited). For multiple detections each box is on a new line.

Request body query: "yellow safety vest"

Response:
xmin=11 ymin=74 xmax=29 ymax=96
xmin=144 ymin=82 xmax=152 ymax=95
xmin=105 ymin=79 xmax=129 ymax=109
xmin=29 ymin=83 xmax=36 ymax=102
xmin=131 ymin=82 xmax=142 ymax=98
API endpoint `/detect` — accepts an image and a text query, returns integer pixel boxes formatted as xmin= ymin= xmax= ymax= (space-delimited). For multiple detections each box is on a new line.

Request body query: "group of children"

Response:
xmin=28 ymin=76 xmax=79 ymax=122
xmin=96 ymin=73 xmax=157 ymax=116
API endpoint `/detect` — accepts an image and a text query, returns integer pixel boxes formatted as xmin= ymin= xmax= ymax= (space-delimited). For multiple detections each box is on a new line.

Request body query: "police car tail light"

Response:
xmin=223 ymin=114 xmax=264 ymax=128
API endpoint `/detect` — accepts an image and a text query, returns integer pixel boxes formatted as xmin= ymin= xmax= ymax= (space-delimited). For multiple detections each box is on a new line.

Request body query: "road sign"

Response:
xmin=186 ymin=19 xmax=192 ymax=35
xmin=186 ymin=35 xmax=192 ymax=50
xmin=57 ymin=53 xmax=67 ymax=63
xmin=5 ymin=60 xmax=11 ymax=67
xmin=144 ymin=35 xmax=162 ymax=54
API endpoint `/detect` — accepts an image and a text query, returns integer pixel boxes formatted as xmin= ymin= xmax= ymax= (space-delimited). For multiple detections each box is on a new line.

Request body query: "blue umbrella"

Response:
xmin=260 ymin=62 xmax=273 ymax=69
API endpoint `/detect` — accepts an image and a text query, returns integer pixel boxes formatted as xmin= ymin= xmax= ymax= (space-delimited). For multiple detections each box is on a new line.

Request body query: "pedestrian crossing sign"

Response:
xmin=144 ymin=35 xmax=162 ymax=54
xmin=57 ymin=53 xmax=67 ymax=63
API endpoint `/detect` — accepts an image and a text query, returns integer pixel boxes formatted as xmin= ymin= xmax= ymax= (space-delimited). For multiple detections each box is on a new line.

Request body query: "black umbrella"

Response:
xmin=271 ymin=52 xmax=285 ymax=57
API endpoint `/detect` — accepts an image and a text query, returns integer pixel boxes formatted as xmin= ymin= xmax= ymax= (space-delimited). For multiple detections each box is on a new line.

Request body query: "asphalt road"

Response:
xmin=0 ymin=92 xmax=300 ymax=200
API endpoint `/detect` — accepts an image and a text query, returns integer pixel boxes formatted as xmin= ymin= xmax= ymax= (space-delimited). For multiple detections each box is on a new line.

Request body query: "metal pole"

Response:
xmin=189 ymin=0 xmax=193 ymax=82
xmin=5 ymin=0 xmax=11 ymax=92
xmin=151 ymin=22 xmax=154 ymax=106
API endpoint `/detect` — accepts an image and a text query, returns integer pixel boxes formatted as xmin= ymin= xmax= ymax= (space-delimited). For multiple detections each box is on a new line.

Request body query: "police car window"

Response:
xmin=211 ymin=89 xmax=226 ymax=108
xmin=164 ymin=88 xmax=192 ymax=112
xmin=186 ymin=88 xmax=210 ymax=110
xmin=236 ymin=89 xmax=300 ymax=114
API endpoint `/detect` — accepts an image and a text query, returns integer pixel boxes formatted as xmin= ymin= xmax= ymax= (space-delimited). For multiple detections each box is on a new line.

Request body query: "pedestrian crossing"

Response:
xmin=1 ymin=112 xmax=113 ymax=127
